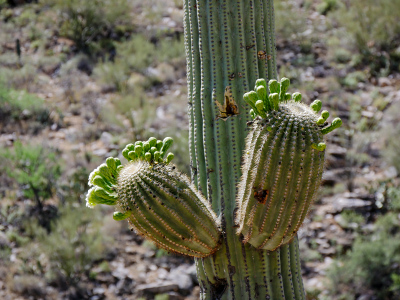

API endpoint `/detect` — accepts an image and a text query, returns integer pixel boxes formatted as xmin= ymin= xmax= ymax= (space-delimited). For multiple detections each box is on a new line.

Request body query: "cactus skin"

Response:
xmin=237 ymin=79 xmax=341 ymax=250
xmin=87 ymin=138 xmax=221 ymax=258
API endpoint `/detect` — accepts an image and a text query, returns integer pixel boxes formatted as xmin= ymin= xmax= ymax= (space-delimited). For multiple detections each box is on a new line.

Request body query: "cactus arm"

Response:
xmin=86 ymin=138 xmax=222 ymax=258
xmin=236 ymin=78 xmax=341 ymax=251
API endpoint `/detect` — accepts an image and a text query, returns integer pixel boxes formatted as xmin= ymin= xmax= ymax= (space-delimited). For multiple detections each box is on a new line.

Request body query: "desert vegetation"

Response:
xmin=0 ymin=0 xmax=400 ymax=299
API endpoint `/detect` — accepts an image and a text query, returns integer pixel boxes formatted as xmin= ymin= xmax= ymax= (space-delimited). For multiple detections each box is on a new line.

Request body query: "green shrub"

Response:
xmin=333 ymin=0 xmax=400 ymax=74
xmin=317 ymin=0 xmax=341 ymax=15
xmin=93 ymin=35 xmax=155 ymax=91
xmin=339 ymin=210 xmax=365 ymax=229
xmin=0 ymin=142 xmax=61 ymax=210
xmin=387 ymin=187 xmax=400 ymax=211
xmin=45 ymin=0 xmax=132 ymax=53
xmin=38 ymin=206 xmax=110 ymax=285
xmin=94 ymin=34 xmax=184 ymax=92
xmin=327 ymin=213 xmax=400 ymax=299
xmin=0 ymin=64 xmax=37 ymax=90
xmin=275 ymin=0 xmax=306 ymax=41
xmin=342 ymin=71 xmax=367 ymax=90
xmin=0 ymin=85 xmax=47 ymax=120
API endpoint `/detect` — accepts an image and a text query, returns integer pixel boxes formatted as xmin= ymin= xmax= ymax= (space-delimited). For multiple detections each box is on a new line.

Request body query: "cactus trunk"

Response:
xmin=185 ymin=0 xmax=305 ymax=298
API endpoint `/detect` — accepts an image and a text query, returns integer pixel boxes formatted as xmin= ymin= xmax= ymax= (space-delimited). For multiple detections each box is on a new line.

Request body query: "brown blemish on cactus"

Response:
xmin=253 ymin=187 xmax=269 ymax=204
xmin=215 ymin=86 xmax=239 ymax=120
xmin=246 ymin=44 xmax=255 ymax=50
xmin=258 ymin=50 xmax=267 ymax=60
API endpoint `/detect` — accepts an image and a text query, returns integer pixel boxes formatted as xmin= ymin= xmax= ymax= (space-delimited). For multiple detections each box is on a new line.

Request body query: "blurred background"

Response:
xmin=0 ymin=0 xmax=399 ymax=299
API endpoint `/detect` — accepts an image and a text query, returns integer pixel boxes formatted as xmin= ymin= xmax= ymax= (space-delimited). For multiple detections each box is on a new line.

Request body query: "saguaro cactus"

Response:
xmin=87 ymin=1 xmax=342 ymax=299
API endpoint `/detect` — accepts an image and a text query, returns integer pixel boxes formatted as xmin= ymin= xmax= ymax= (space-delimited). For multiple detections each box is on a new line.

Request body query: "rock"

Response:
xmin=379 ymin=86 xmax=394 ymax=96
xmin=111 ymin=261 xmax=129 ymax=280
xmin=92 ymin=148 xmax=108 ymax=157
xmin=378 ymin=77 xmax=391 ymax=87
xmin=325 ymin=146 xmax=347 ymax=168
xmin=115 ymin=277 xmax=135 ymax=295
xmin=136 ymin=282 xmax=179 ymax=295
xmin=100 ymin=132 xmax=113 ymax=148
xmin=361 ymin=111 xmax=375 ymax=118
xmin=322 ymin=168 xmax=351 ymax=186
xmin=157 ymin=268 xmax=169 ymax=280
xmin=92 ymin=287 xmax=105 ymax=295
xmin=327 ymin=144 xmax=347 ymax=158
xmin=305 ymin=276 xmax=325 ymax=292
xmin=331 ymin=196 xmax=373 ymax=213
xmin=185 ymin=264 xmax=198 ymax=285
xmin=0 ymin=232 xmax=10 ymax=248
xmin=167 ymin=265 xmax=193 ymax=294
xmin=387 ymin=90 xmax=400 ymax=103
xmin=384 ymin=166 xmax=398 ymax=179
xmin=163 ymin=291 xmax=185 ymax=300
xmin=357 ymin=295 xmax=374 ymax=300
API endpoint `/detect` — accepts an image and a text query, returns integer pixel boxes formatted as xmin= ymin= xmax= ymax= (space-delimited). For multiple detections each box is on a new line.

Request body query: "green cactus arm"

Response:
xmin=86 ymin=137 xmax=221 ymax=258
xmin=236 ymin=80 xmax=341 ymax=250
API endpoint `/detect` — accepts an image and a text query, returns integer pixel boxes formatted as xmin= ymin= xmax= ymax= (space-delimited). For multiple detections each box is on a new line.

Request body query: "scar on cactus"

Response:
xmin=86 ymin=137 xmax=222 ymax=258
xmin=215 ymin=86 xmax=239 ymax=120
xmin=236 ymin=77 xmax=342 ymax=251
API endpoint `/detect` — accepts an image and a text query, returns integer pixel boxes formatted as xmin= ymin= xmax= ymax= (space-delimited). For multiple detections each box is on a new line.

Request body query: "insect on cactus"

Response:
xmin=86 ymin=1 xmax=342 ymax=299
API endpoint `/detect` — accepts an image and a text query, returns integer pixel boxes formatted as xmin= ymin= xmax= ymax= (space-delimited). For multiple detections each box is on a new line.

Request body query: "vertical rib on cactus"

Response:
xmin=185 ymin=0 xmax=306 ymax=298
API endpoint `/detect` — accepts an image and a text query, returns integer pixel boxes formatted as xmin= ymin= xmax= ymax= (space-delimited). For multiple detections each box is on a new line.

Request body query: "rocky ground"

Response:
xmin=0 ymin=0 xmax=400 ymax=299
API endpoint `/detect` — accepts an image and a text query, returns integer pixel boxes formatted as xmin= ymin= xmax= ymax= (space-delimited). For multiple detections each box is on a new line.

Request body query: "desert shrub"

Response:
xmin=382 ymin=124 xmax=400 ymax=172
xmin=94 ymin=34 xmax=184 ymax=92
xmin=45 ymin=0 xmax=132 ymax=53
xmin=38 ymin=206 xmax=110 ymax=286
xmin=275 ymin=0 xmax=306 ymax=41
xmin=316 ymin=0 xmax=341 ymax=15
xmin=0 ymin=142 xmax=61 ymax=212
xmin=9 ymin=275 xmax=46 ymax=298
xmin=93 ymin=35 xmax=155 ymax=91
xmin=333 ymin=0 xmax=400 ymax=74
xmin=0 ymin=85 xmax=46 ymax=119
xmin=387 ymin=187 xmax=400 ymax=211
xmin=327 ymin=212 xmax=400 ymax=299
xmin=0 ymin=64 xmax=37 ymax=90
xmin=157 ymin=37 xmax=185 ymax=64
xmin=339 ymin=210 xmax=365 ymax=229
xmin=58 ymin=166 xmax=91 ymax=205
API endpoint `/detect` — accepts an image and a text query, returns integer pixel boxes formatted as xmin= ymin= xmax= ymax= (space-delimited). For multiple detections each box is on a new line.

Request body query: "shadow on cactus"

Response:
xmin=86 ymin=137 xmax=221 ymax=258
xmin=236 ymin=77 xmax=342 ymax=250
